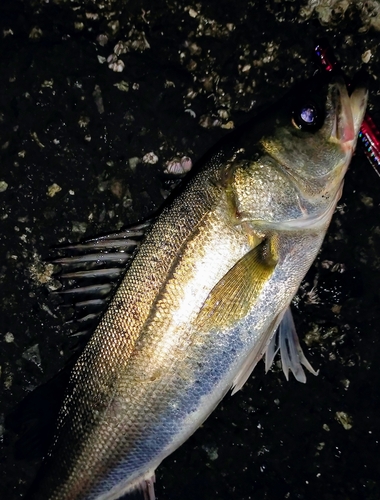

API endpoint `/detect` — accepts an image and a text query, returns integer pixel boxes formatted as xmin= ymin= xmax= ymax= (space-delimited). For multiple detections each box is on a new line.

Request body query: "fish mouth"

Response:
xmin=331 ymin=78 xmax=368 ymax=145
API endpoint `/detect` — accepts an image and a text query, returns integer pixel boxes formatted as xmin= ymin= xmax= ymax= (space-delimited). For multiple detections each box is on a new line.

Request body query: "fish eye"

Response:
xmin=292 ymin=101 xmax=322 ymax=131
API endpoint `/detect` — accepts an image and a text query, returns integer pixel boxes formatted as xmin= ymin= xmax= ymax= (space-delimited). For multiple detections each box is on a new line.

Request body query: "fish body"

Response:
xmin=28 ymin=76 xmax=367 ymax=499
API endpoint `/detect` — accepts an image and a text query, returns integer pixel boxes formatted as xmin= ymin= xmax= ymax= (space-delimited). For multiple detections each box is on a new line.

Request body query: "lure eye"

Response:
xmin=292 ymin=102 xmax=322 ymax=131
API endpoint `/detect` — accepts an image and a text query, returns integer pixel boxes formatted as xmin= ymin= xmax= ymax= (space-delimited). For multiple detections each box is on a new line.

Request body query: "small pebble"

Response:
xmin=335 ymin=411 xmax=353 ymax=430
xmin=47 ymin=183 xmax=62 ymax=197
xmin=362 ymin=50 xmax=372 ymax=64
xmin=4 ymin=332 xmax=14 ymax=343
xmin=142 ymin=152 xmax=158 ymax=164
xmin=129 ymin=157 xmax=140 ymax=171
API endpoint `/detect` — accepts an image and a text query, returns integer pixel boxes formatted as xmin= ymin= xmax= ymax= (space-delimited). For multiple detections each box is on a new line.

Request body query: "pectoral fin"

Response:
xmin=196 ymin=239 xmax=278 ymax=331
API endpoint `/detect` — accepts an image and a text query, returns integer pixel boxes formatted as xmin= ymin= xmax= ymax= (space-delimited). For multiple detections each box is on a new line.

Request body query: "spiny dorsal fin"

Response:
xmin=51 ymin=220 xmax=154 ymax=339
xmin=5 ymin=221 xmax=155 ymax=463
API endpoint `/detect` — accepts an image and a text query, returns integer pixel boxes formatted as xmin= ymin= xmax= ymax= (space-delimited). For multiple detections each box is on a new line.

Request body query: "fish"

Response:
xmin=20 ymin=74 xmax=367 ymax=500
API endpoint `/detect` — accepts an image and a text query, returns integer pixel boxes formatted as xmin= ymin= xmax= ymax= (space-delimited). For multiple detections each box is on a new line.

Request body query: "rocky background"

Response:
xmin=1 ymin=1 xmax=380 ymax=499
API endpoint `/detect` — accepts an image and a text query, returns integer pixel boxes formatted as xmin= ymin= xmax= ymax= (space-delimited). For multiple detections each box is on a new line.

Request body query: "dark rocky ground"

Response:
xmin=1 ymin=1 xmax=380 ymax=499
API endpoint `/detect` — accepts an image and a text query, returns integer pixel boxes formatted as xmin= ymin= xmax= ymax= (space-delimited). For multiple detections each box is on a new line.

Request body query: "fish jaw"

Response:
xmin=321 ymin=81 xmax=368 ymax=206
xmin=331 ymin=80 xmax=355 ymax=144
xmin=330 ymin=80 xmax=368 ymax=151
xmin=348 ymin=85 xmax=368 ymax=144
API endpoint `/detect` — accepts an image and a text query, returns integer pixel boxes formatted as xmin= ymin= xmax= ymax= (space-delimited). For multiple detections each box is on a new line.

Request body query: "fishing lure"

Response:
xmin=315 ymin=41 xmax=380 ymax=177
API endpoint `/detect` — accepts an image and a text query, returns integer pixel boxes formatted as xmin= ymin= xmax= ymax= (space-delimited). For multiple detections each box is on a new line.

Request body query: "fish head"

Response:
xmin=260 ymin=75 xmax=368 ymax=200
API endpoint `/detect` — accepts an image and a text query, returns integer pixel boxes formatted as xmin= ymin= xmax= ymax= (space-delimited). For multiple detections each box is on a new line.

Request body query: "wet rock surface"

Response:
xmin=0 ymin=1 xmax=380 ymax=499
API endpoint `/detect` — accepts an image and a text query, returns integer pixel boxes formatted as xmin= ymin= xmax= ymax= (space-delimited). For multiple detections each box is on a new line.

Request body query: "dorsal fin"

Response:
xmin=6 ymin=221 xmax=154 ymax=462
xmin=51 ymin=220 xmax=153 ymax=339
